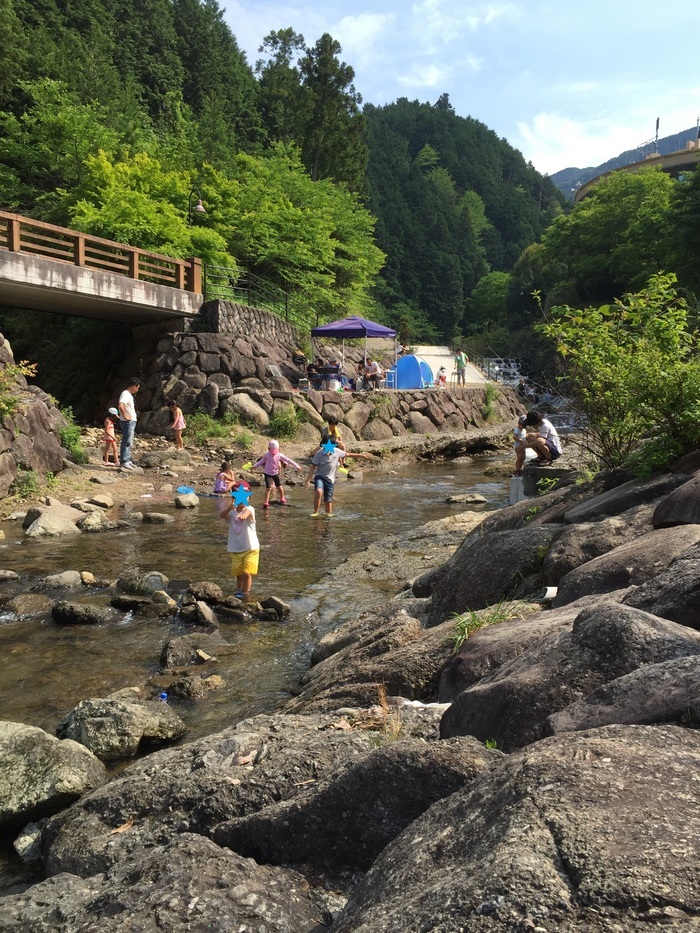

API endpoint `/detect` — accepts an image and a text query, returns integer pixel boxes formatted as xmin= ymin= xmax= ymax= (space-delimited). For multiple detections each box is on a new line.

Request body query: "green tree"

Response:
xmin=298 ymin=33 xmax=367 ymax=189
xmin=537 ymin=273 xmax=700 ymax=470
xmin=539 ymin=168 xmax=674 ymax=307
xmin=255 ymin=28 xmax=306 ymax=146
xmin=0 ymin=79 xmax=120 ymax=216
xmin=465 ymin=271 xmax=511 ymax=331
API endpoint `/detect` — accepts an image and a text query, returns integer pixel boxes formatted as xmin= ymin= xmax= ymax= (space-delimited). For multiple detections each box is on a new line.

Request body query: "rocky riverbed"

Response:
xmin=3 ymin=433 xmax=700 ymax=930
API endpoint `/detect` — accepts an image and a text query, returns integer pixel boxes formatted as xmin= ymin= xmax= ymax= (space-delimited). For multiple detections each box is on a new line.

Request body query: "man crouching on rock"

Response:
xmin=523 ymin=409 xmax=562 ymax=465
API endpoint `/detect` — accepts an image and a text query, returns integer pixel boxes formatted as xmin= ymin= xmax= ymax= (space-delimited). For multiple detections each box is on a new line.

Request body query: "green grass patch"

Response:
xmin=186 ymin=411 xmax=239 ymax=444
xmin=58 ymin=406 xmax=89 ymax=464
xmin=268 ymin=403 xmax=301 ymax=439
xmin=451 ymin=600 xmax=523 ymax=652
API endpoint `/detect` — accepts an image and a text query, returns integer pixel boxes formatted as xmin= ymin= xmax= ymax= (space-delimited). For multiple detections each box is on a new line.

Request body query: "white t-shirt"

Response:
xmin=537 ymin=418 xmax=562 ymax=454
xmin=227 ymin=506 xmax=259 ymax=553
xmin=119 ymin=389 xmax=137 ymax=422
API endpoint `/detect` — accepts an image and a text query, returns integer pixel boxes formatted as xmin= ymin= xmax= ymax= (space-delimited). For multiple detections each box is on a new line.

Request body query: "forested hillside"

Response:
xmin=0 ymin=0 xmax=562 ymax=353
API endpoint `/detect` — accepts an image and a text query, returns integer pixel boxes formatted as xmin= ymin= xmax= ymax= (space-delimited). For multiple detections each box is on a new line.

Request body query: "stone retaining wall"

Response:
xmin=119 ymin=299 xmax=517 ymax=440
xmin=194 ymin=300 xmax=300 ymax=346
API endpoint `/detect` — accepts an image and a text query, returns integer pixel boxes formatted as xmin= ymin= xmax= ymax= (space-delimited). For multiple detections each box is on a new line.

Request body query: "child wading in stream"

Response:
xmin=221 ymin=482 xmax=259 ymax=599
xmin=252 ymin=440 xmax=302 ymax=508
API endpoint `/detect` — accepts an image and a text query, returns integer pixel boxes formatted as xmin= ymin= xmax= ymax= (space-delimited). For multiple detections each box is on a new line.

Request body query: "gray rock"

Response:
xmin=259 ymin=595 xmax=291 ymax=618
xmin=623 ymin=551 xmax=700 ymax=628
xmin=548 ymin=654 xmax=700 ymax=734
xmin=188 ymin=581 xmax=225 ymax=603
xmin=330 ymin=726 xmax=700 ymax=932
xmin=141 ymin=511 xmax=174 ymax=524
xmin=57 ymin=697 xmax=187 ymax=760
xmin=52 ymin=601 xmax=113 ymax=625
xmin=118 ymin=570 xmax=169 ymax=595
xmin=77 ymin=510 xmax=119 ymax=532
xmin=286 ymin=606 xmax=455 ymax=714
xmin=1 ymin=833 xmax=320 ymax=932
xmin=160 ymin=631 xmax=229 ymax=668
xmin=0 ymin=721 xmax=106 ymax=831
xmin=0 ymin=569 xmax=20 ymax=581
xmin=195 ymin=600 xmax=218 ymax=627
xmin=25 ymin=512 xmax=82 ymax=537
xmin=438 ymin=604 xmax=577 ymax=702
xmin=554 ymin=525 xmax=700 ymax=606
xmin=220 ymin=392 xmax=270 ymax=427
xmin=440 ymin=602 xmax=700 ymax=751
xmin=564 ymin=472 xmax=687 ymax=523
xmin=87 ymin=493 xmax=114 ymax=509
xmin=42 ymin=570 xmax=82 ymax=588
xmin=4 ymin=592 xmax=54 ymax=618
xmin=70 ymin=499 xmax=102 ymax=512
xmin=426 ymin=526 xmax=557 ymax=626
xmin=542 ymin=502 xmax=653 ymax=585
xmin=174 ymin=492 xmax=199 ymax=508
xmin=215 ymin=737 xmax=501 ymax=870
xmin=445 ymin=492 xmax=487 ymax=504
xmin=39 ymin=712 xmax=385 ymax=879
xmin=653 ymin=473 xmax=700 ymax=527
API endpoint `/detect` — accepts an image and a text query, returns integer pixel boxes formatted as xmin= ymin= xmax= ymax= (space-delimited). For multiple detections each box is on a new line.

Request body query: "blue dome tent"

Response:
xmin=389 ymin=354 xmax=433 ymax=389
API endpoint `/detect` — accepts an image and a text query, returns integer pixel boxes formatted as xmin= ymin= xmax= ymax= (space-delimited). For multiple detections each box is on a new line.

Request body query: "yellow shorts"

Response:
xmin=230 ymin=549 xmax=259 ymax=576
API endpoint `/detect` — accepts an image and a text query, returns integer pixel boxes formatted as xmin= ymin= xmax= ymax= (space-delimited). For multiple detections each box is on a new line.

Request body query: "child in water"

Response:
xmin=220 ymin=482 xmax=259 ymax=599
xmin=168 ymin=400 xmax=186 ymax=450
xmin=252 ymin=440 xmax=302 ymax=508
xmin=102 ymin=408 xmax=119 ymax=465
xmin=214 ymin=461 xmax=236 ymax=495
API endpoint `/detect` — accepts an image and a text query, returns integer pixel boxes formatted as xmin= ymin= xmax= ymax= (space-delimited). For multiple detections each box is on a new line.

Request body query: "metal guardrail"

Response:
xmin=0 ymin=210 xmax=202 ymax=293
xmin=204 ymin=264 xmax=319 ymax=333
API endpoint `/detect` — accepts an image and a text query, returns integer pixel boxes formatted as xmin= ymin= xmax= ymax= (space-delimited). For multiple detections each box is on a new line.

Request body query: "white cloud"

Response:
xmin=409 ymin=1 xmax=520 ymax=49
xmin=333 ymin=13 xmax=395 ymax=67
xmin=397 ymin=63 xmax=446 ymax=89
xmin=515 ymin=113 xmax=644 ymax=174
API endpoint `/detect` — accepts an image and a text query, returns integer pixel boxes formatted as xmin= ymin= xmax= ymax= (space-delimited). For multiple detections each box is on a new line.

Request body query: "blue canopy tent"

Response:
xmin=392 ymin=354 xmax=434 ymax=389
xmin=311 ymin=315 xmax=397 ymax=375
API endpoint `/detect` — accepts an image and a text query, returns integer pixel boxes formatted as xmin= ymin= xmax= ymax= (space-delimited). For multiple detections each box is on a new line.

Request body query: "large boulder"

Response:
xmin=40 ymin=712 xmax=386 ymax=878
xmin=117 ymin=570 xmax=169 ymax=596
xmin=0 ymin=721 xmax=106 ymax=831
xmin=56 ymin=697 xmax=187 ymax=760
xmin=438 ymin=604 xmax=576 ymax=703
xmin=554 ymin=525 xmax=700 ymax=606
xmin=220 ymin=392 xmax=269 ymax=427
xmin=285 ymin=606 xmax=455 ymax=713
xmin=440 ymin=602 xmax=700 ymax=751
xmin=541 ymin=503 xmax=653 ymax=585
xmin=330 ymin=726 xmax=700 ymax=932
xmin=653 ymin=473 xmax=700 ymax=527
xmin=215 ymin=737 xmax=501 ymax=870
xmin=426 ymin=526 xmax=557 ymax=626
xmin=1 ymin=833 xmax=321 ymax=932
xmin=563 ymin=472 xmax=687 ymax=523
xmin=548 ymin=654 xmax=700 ymax=734
xmin=622 ymin=550 xmax=700 ymax=628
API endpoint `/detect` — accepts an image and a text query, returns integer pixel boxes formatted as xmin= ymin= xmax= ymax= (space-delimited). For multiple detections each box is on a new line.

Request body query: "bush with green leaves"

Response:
xmin=11 ymin=467 xmax=39 ymax=498
xmin=58 ymin=406 xmax=88 ymax=464
xmin=537 ymin=273 xmax=700 ymax=472
xmin=0 ymin=360 xmax=37 ymax=421
xmin=481 ymin=382 xmax=500 ymax=422
xmin=268 ymin=403 xmax=300 ymax=439
xmin=186 ymin=411 xmax=239 ymax=444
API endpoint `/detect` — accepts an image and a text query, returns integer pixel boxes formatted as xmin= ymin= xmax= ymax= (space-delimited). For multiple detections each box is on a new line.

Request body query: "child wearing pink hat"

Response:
xmin=252 ymin=440 xmax=302 ymax=508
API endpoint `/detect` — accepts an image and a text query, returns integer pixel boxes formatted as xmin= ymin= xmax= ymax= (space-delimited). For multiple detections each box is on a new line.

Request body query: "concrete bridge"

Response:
xmin=0 ymin=211 xmax=203 ymax=324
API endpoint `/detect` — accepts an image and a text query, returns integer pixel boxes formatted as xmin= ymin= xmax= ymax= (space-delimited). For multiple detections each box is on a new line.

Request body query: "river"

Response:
xmin=0 ymin=459 xmax=508 ymax=742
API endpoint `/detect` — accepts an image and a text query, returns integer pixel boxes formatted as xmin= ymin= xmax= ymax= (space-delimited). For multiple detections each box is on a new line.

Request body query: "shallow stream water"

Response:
xmin=0 ymin=459 xmax=509 ymax=742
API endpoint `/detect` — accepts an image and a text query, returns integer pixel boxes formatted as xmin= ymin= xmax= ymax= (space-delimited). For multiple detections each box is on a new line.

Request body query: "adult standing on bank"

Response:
xmin=454 ymin=348 xmax=468 ymax=386
xmin=118 ymin=377 xmax=140 ymax=468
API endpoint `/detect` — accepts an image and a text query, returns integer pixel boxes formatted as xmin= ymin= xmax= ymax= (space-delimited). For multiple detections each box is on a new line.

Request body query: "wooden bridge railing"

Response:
xmin=0 ymin=210 xmax=202 ymax=294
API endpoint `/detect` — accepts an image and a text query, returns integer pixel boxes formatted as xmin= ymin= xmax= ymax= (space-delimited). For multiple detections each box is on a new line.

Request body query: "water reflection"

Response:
xmin=0 ymin=460 xmax=508 ymax=740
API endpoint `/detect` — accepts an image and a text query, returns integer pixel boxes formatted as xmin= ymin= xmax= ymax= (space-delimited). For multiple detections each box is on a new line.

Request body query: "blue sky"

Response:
xmin=222 ymin=1 xmax=700 ymax=176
